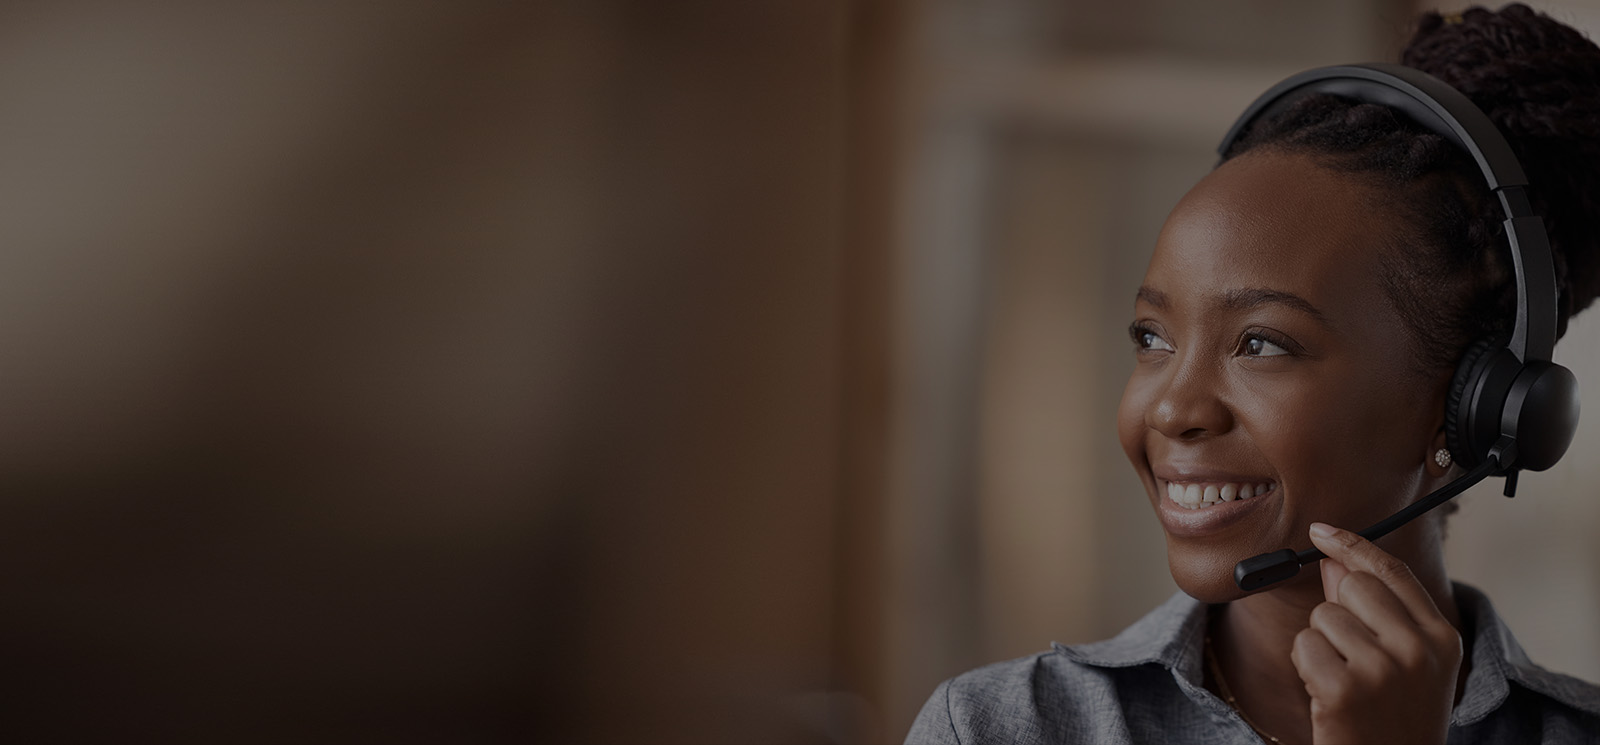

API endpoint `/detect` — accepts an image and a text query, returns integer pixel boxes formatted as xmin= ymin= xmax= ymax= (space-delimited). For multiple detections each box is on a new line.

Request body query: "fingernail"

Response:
xmin=1309 ymin=522 xmax=1337 ymax=538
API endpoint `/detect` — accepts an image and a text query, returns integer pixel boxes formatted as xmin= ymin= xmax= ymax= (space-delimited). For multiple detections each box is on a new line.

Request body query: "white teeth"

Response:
xmin=1163 ymin=480 xmax=1275 ymax=508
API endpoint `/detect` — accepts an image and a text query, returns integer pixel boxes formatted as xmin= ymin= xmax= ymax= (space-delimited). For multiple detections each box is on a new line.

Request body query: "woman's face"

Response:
xmin=1118 ymin=149 xmax=1449 ymax=602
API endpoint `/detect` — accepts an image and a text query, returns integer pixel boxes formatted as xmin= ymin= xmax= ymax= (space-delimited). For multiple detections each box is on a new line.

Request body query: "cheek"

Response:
xmin=1231 ymin=381 xmax=1333 ymax=468
xmin=1237 ymin=369 xmax=1433 ymax=511
xmin=1312 ymin=371 xmax=1435 ymax=463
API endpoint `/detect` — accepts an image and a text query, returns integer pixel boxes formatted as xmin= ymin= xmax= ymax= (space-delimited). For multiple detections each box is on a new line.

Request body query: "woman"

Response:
xmin=907 ymin=6 xmax=1600 ymax=744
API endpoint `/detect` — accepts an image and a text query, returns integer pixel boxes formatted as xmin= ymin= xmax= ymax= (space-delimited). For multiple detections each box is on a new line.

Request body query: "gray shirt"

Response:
xmin=906 ymin=583 xmax=1600 ymax=744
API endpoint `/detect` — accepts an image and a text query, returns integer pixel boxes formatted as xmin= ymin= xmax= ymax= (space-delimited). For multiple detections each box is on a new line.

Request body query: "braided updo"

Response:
xmin=1222 ymin=4 xmax=1600 ymax=375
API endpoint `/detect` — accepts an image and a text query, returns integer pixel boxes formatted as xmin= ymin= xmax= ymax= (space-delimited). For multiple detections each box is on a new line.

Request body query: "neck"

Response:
xmin=1209 ymin=520 xmax=1462 ymax=745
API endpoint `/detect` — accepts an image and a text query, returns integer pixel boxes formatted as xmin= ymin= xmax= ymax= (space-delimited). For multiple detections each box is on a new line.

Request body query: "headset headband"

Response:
xmin=1226 ymin=64 xmax=1581 ymax=592
xmin=1216 ymin=63 xmax=1557 ymax=364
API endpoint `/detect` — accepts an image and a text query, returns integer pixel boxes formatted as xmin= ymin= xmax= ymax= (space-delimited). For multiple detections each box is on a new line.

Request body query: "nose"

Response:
xmin=1147 ymin=357 xmax=1233 ymax=440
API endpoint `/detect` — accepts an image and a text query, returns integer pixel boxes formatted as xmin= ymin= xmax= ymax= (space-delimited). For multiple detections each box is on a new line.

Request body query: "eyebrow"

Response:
xmin=1221 ymin=287 xmax=1331 ymax=325
xmin=1135 ymin=286 xmax=1169 ymax=309
xmin=1135 ymin=285 xmax=1332 ymax=326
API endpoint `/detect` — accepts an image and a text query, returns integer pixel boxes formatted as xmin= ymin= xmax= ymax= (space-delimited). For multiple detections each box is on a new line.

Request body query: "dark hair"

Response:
xmin=1221 ymin=4 xmax=1600 ymax=375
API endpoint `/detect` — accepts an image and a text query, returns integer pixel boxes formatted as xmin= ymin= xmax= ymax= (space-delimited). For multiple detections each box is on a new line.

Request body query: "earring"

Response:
xmin=1434 ymin=448 xmax=1453 ymax=469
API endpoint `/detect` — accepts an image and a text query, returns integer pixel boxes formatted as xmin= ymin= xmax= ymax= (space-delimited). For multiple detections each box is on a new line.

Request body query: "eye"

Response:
xmin=1241 ymin=333 xmax=1290 ymax=357
xmin=1129 ymin=323 xmax=1174 ymax=353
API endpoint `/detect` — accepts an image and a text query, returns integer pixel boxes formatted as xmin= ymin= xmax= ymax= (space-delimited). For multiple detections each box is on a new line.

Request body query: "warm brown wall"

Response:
xmin=0 ymin=2 xmax=893 ymax=742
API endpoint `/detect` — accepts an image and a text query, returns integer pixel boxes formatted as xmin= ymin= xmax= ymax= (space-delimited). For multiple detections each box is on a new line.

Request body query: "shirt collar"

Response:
xmin=1050 ymin=581 xmax=1600 ymax=726
xmin=1051 ymin=590 xmax=1207 ymax=682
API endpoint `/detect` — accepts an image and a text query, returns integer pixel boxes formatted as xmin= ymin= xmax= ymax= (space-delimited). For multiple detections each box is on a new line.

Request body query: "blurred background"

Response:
xmin=2 ymin=1 xmax=1597 ymax=742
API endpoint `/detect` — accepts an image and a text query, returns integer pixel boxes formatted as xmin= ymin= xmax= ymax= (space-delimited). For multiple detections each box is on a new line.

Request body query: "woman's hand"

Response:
xmin=1290 ymin=523 xmax=1463 ymax=745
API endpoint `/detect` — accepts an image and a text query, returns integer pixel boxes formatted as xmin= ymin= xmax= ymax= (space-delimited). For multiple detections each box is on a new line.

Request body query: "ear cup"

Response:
xmin=1446 ymin=338 xmax=1521 ymax=469
xmin=1501 ymin=361 xmax=1580 ymax=471
xmin=1445 ymin=338 xmax=1499 ymax=467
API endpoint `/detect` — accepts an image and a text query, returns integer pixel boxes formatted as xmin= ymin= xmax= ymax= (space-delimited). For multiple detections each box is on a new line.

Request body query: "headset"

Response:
xmin=1218 ymin=64 xmax=1582 ymax=592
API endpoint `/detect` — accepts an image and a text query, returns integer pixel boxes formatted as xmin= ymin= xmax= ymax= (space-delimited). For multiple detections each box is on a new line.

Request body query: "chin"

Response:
xmin=1168 ymin=549 xmax=1248 ymax=604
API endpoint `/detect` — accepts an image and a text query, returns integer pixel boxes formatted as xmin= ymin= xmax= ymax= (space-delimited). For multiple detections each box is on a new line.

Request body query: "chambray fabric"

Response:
xmin=905 ymin=583 xmax=1600 ymax=744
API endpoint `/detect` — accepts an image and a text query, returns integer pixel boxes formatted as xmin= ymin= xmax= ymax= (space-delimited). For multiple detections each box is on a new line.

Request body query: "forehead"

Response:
xmin=1146 ymin=150 xmax=1394 ymax=320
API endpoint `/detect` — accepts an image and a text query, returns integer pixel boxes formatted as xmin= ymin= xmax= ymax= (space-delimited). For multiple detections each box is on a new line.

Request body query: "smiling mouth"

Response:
xmin=1161 ymin=479 xmax=1278 ymax=509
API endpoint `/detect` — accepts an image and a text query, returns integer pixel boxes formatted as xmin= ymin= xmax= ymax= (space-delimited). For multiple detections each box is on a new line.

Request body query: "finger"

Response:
xmin=1320 ymin=556 xmax=1350 ymax=604
xmin=1331 ymin=570 xmax=1424 ymax=646
xmin=1308 ymin=600 xmax=1384 ymax=665
xmin=1308 ymin=522 xmax=1443 ymax=626
xmin=1291 ymin=627 xmax=1351 ymax=702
